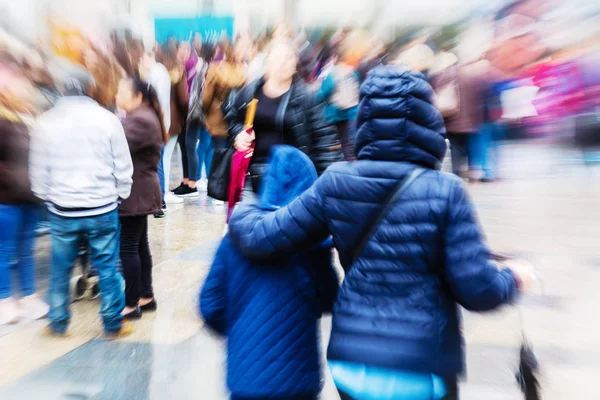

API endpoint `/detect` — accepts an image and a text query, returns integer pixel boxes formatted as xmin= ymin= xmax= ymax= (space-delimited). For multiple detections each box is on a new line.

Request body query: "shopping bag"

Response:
xmin=516 ymin=338 xmax=541 ymax=400
xmin=208 ymin=146 xmax=234 ymax=201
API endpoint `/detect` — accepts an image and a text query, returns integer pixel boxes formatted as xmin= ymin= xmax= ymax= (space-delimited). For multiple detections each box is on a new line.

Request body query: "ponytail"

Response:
xmin=131 ymin=78 xmax=169 ymax=144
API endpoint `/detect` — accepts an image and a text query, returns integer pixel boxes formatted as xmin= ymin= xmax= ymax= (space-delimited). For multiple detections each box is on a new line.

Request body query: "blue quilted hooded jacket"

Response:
xmin=200 ymin=145 xmax=339 ymax=398
xmin=228 ymin=66 xmax=517 ymax=378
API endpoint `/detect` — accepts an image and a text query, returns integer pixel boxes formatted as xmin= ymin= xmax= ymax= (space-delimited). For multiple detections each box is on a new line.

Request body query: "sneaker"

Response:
xmin=198 ymin=178 xmax=208 ymax=192
xmin=212 ymin=199 xmax=225 ymax=206
xmin=173 ymin=185 xmax=198 ymax=198
xmin=18 ymin=294 xmax=49 ymax=320
xmin=164 ymin=192 xmax=184 ymax=204
xmin=170 ymin=182 xmax=185 ymax=193
xmin=153 ymin=210 xmax=165 ymax=219
xmin=0 ymin=298 xmax=20 ymax=325
xmin=103 ymin=321 xmax=134 ymax=340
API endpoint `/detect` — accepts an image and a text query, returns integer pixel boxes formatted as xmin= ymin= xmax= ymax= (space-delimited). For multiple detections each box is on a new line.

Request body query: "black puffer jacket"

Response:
xmin=225 ymin=78 xmax=343 ymax=175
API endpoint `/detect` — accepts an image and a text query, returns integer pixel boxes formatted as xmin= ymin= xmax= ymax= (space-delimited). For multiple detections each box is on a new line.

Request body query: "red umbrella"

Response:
xmin=227 ymin=142 xmax=254 ymax=222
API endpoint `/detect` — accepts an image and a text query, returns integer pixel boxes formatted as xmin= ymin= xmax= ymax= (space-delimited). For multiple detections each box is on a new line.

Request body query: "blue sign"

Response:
xmin=154 ymin=16 xmax=234 ymax=43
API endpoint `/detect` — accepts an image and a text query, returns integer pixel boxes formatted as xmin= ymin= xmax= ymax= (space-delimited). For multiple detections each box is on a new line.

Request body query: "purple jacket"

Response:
xmin=185 ymin=51 xmax=199 ymax=95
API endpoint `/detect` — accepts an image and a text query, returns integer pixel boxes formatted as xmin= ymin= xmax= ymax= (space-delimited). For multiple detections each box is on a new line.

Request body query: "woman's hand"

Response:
xmin=504 ymin=258 xmax=536 ymax=293
xmin=234 ymin=129 xmax=255 ymax=152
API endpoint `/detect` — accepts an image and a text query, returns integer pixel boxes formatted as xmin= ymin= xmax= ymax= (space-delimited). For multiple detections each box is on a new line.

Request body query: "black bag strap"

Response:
xmin=350 ymin=168 xmax=426 ymax=265
xmin=276 ymin=88 xmax=293 ymax=134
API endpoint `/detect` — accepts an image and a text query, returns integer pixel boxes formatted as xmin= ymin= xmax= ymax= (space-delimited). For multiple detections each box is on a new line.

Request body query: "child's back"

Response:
xmin=200 ymin=146 xmax=339 ymax=399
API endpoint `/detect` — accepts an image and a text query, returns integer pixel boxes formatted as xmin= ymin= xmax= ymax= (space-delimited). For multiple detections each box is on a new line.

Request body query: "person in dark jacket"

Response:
xmin=115 ymin=78 xmax=167 ymax=319
xmin=159 ymin=43 xmax=189 ymax=202
xmin=226 ymin=39 xmax=342 ymax=189
xmin=0 ymin=115 xmax=48 ymax=325
xmin=228 ymin=66 xmax=534 ymax=399
xmin=200 ymin=145 xmax=339 ymax=400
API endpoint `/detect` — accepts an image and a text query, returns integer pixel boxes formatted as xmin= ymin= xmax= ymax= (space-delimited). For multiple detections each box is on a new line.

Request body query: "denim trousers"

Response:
xmin=48 ymin=209 xmax=124 ymax=333
xmin=478 ymin=122 xmax=504 ymax=179
xmin=447 ymin=133 xmax=480 ymax=177
xmin=185 ymin=123 xmax=212 ymax=181
xmin=0 ymin=204 xmax=41 ymax=299
xmin=119 ymin=215 xmax=153 ymax=307
xmin=338 ymin=379 xmax=458 ymax=400
xmin=158 ymin=135 xmax=179 ymax=195
xmin=196 ymin=126 xmax=216 ymax=181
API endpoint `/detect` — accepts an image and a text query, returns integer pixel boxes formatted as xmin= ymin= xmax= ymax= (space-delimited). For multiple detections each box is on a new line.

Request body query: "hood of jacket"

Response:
xmin=259 ymin=145 xmax=318 ymax=211
xmin=211 ymin=62 xmax=247 ymax=90
xmin=355 ymin=65 xmax=447 ymax=169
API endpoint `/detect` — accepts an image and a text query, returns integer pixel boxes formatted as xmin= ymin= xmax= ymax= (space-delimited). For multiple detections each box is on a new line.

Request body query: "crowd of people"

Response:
xmin=0 ymin=17 xmax=542 ymax=399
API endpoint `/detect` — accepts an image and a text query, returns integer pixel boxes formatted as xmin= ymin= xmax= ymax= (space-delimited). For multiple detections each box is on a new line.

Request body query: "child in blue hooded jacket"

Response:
xmin=200 ymin=145 xmax=339 ymax=400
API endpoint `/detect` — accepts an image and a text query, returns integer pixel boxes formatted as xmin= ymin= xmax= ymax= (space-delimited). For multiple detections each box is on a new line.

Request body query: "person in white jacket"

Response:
xmin=29 ymin=71 xmax=134 ymax=339
xmin=139 ymin=51 xmax=183 ymax=211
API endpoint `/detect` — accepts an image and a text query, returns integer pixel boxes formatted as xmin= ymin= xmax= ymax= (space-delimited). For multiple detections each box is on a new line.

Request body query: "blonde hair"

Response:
xmin=265 ymin=39 xmax=298 ymax=59
xmin=393 ymin=44 xmax=435 ymax=73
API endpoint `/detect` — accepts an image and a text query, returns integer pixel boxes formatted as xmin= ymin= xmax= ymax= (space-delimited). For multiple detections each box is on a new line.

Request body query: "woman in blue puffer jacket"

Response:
xmin=227 ymin=66 xmax=532 ymax=399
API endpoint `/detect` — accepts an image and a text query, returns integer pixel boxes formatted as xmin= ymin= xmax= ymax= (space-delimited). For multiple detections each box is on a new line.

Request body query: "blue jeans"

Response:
xmin=158 ymin=135 xmax=179 ymax=195
xmin=48 ymin=209 xmax=124 ymax=333
xmin=478 ymin=122 xmax=504 ymax=179
xmin=0 ymin=204 xmax=41 ymax=299
xmin=158 ymin=145 xmax=165 ymax=197
xmin=196 ymin=127 xmax=215 ymax=181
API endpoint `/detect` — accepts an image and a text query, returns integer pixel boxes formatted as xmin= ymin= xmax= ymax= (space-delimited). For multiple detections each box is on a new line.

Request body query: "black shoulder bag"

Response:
xmin=350 ymin=168 xmax=426 ymax=265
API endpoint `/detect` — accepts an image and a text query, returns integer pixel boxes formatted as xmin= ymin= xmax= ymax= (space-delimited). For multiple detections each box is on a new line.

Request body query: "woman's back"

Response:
xmin=119 ymin=106 xmax=162 ymax=217
xmin=317 ymin=161 xmax=480 ymax=377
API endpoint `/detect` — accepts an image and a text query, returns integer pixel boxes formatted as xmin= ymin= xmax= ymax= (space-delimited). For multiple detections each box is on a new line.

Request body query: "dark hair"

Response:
xmin=160 ymin=38 xmax=179 ymax=70
xmin=217 ymin=38 xmax=233 ymax=61
xmin=199 ymin=42 xmax=215 ymax=63
xmin=130 ymin=78 xmax=169 ymax=144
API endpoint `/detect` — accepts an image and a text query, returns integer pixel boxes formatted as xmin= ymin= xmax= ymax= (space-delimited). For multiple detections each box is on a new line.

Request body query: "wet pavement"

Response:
xmin=0 ymin=140 xmax=599 ymax=399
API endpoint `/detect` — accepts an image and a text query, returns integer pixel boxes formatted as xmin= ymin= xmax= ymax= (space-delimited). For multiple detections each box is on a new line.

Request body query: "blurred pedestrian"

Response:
xmin=184 ymin=42 xmax=212 ymax=193
xmin=433 ymin=54 xmax=489 ymax=179
xmin=228 ymin=66 xmax=534 ymax=399
xmin=29 ymin=70 xmax=133 ymax=339
xmin=115 ymin=78 xmax=166 ymax=319
xmin=315 ymin=44 xmax=360 ymax=161
xmin=110 ymin=30 xmax=135 ymax=78
xmin=192 ymin=33 xmax=203 ymax=56
xmin=247 ymin=36 xmax=268 ymax=83
xmin=197 ymin=38 xmax=246 ymax=198
xmin=161 ymin=42 xmax=189 ymax=200
xmin=0 ymin=72 xmax=48 ymax=325
xmin=201 ymin=145 xmax=338 ymax=400
xmin=139 ymin=50 xmax=181 ymax=212
xmin=174 ymin=40 xmax=205 ymax=197
xmin=84 ymin=47 xmax=125 ymax=111
xmin=227 ymin=39 xmax=342 ymax=192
